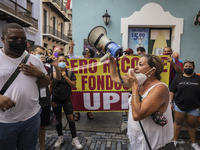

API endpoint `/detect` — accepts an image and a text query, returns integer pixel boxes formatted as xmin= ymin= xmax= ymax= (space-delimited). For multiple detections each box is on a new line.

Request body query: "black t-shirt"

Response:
xmin=170 ymin=74 xmax=200 ymax=111
xmin=53 ymin=69 xmax=76 ymax=101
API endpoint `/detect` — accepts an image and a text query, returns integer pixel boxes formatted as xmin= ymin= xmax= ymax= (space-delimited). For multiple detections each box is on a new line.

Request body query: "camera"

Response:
xmin=45 ymin=56 xmax=53 ymax=63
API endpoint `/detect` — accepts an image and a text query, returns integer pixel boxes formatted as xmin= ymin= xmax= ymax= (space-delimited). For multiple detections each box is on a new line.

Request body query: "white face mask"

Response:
xmin=135 ymin=68 xmax=154 ymax=85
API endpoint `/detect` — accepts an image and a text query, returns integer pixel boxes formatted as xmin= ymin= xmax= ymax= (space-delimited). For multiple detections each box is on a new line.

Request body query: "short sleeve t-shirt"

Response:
xmin=0 ymin=50 xmax=47 ymax=123
xmin=53 ymin=69 xmax=76 ymax=101
xmin=170 ymin=74 xmax=200 ymax=111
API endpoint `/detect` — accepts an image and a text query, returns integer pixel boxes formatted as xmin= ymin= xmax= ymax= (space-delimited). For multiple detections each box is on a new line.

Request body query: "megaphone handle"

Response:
xmin=116 ymin=58 xmax=124 ymax=83
xmin=100 ymin=52 xmax=111 ymax=62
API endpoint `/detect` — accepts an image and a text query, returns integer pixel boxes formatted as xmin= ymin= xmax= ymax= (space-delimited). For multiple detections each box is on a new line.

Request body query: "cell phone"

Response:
xmin=128 ymin=68 xmax=134 ymax=74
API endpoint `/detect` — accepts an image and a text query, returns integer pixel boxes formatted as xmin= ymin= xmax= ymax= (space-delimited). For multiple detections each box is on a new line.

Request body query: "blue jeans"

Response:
xmin=0 ymin=109 xmax=41 ymax=150
xmin=173 ymin=101 xmax=200 ymax=116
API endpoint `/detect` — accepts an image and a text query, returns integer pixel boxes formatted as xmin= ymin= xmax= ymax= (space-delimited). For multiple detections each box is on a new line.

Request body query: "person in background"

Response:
xmin=47 ymin=49 xmax=53 ymax=57
xmin=53 ymin=46 xmax=62 ymax=58
xmin=124 ymin=48 xmax=134 ymax=56
xmin=30 ymin=45 xmax=61 ymax=150
xmin=82 ymin=47 xmax=95 ymax=58
xmin=172 ymin=52 xmax=183 ymax=71
xmin=163 ymin=47 xmax=182 ymax=85
xmin=0 ymin=23 xmax=51 ymax=150
xmin=52 ymin=53 xmax=83 ymax=149
xmin=137 ymin=47 xmax=146 ymax=56
xmin=170 ymin=60 xmax=200 ymax=150
xmin=73 ymin=47 xmax=95 ymax=121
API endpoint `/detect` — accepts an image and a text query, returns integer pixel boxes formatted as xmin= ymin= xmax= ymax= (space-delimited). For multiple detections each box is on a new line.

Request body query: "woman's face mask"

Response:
xmin=184 ymin=68 xmax=194 ymax=75
xmin=135 ymin=68 xmax=154 ymax=85
xmin=58 ymin=62 xmax=67 ymax=68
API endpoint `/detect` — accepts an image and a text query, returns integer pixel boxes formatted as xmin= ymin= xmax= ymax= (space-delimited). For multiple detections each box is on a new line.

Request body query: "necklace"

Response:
xmin=1 ymin=47 xmax=26 ymax=65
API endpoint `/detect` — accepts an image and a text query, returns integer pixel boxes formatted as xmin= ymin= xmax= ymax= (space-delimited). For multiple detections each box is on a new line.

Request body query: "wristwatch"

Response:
xmin=38 ymin=72 xmax=45 ymax=79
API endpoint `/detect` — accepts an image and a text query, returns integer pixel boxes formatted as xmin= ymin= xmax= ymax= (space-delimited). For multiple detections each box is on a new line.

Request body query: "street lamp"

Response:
xmin=102 ymin=10 xmax=111 ymax=26
xmin=194 ymin=11 xmax=200 ymax=26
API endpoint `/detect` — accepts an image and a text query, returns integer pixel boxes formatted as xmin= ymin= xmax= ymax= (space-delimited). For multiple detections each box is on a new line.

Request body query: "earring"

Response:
xmin=148 ymin=74 xmax=151 ymax=77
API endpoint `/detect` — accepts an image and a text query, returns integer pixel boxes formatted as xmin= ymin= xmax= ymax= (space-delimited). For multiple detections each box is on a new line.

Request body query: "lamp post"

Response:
xmin=194 ymin=11 xmax=200 ymax=26
xmin=102 ymin=10 xmax=110 ymax=26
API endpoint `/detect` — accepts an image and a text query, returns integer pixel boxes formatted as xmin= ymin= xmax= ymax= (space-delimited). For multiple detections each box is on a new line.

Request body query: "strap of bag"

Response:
xmin=139 ymin=121 xmax=152 ymax=150
xmin=138 ymin=85 xmax=152 ymax=150
xmin=0 ymin=53 xmax=30 ymax=95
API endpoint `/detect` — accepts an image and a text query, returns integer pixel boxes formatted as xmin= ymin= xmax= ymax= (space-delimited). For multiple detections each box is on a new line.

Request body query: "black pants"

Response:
xmin=53 ymin=97 xmax=76 ymax=138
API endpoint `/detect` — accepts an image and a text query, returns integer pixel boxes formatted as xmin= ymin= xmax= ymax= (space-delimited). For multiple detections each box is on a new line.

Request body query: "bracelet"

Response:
xmin=132 ymin=94 xmax=138 ymax=97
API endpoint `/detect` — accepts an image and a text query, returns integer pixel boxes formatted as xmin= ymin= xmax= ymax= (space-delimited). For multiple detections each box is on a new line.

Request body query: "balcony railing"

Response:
xmin=43 ymin=25 xmax=69 ymax=42
xmin=52 ymin=0 xmax=67 ymax=14
xmin=0 ymin=0 xmax=38 ymax=29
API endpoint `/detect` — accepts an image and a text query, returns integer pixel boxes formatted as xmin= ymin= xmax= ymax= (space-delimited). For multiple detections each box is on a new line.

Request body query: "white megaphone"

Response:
xmin=88 ymin=26 xmax=123 ymax=62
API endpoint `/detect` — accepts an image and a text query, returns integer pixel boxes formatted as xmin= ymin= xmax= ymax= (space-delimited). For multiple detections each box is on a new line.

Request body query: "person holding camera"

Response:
xmin=109 ymin=54 xmax=174 ymax=150
xmin=30 ymin=45 xmax=61 ymax=150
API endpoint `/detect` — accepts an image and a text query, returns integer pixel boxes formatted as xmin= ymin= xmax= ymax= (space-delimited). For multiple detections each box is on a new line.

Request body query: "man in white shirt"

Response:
xmin=0 ymin=23 xmax=51 ymax=150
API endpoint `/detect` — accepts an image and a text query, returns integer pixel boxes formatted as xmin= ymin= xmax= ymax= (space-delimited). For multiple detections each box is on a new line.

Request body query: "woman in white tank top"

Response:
xmin=109 ymin=54 xmax=174 ymax=150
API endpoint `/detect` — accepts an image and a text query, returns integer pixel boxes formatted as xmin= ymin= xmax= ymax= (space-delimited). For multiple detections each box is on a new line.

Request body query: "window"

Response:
xmin=44 ymin=43 xmax=48 ymax=48
xmin=53 ymin=16 xmax=56 ymax=36
xmin=27 ymin=0 xmax=32 ymax=16
xmin=128 ymin=27 xmax=171 ymax=55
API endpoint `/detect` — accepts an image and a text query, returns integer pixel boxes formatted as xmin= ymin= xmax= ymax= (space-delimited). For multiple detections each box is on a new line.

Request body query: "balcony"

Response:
xmin=43 ymin=0 xmax=69 ymax=22
xmin=43 ymin=25 xmax=69 ymax=45
xmin=0 ymin=0 xmax=38 ymax=29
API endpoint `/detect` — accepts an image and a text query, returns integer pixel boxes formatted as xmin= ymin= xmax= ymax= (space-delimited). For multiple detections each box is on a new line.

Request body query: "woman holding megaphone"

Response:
xmin=109 ymin=54 xmax=174 ymax=150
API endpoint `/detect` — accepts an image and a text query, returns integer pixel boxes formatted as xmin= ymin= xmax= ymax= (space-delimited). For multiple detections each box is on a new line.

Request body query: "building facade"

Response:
xmin=42 ymin=0 xmax=70 ymax=54
xmin=72 ymin=0 xmax=200 ymax=72
xmin=0 ymin=0 xmax=40 ymax=47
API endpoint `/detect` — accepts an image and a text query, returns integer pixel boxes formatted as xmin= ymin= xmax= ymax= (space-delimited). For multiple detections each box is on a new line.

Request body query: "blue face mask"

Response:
xmin=35 ymin=54 xmax=42 ymax=59
xmin=58 ymin=62 xmax=67 ymax=68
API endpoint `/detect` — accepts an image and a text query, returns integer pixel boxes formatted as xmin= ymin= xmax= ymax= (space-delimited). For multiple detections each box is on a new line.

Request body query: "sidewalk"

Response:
xmin=38 ymin=112 xmax=200 ymax=150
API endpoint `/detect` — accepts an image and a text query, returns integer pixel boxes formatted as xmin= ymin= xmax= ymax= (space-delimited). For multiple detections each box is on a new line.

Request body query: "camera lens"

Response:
xmin=45 ymin=56 xmax=53 ymax=63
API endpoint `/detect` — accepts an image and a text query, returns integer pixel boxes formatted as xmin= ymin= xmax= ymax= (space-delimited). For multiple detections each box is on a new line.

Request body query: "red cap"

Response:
xmin=124 ymin=48 xmax=133 ymax=53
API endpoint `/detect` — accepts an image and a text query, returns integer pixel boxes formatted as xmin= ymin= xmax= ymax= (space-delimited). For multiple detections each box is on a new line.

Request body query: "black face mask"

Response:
xmin=184 ymin=68 xmax=194 ymax=75
xmin=7 ymin=40 xmax=27 ymax=55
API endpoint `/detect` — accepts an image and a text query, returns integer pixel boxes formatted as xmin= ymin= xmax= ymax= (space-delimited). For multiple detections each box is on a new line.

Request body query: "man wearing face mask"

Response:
xmin=136 ymin=47 xmax=147 ymax=56
xmin=163 ymin=47 xmax=182 ymax=85
xmin=0 ymin=23 xmax=51 ymax=150
xmin=30 ymin=45 xmax=61 ymax=150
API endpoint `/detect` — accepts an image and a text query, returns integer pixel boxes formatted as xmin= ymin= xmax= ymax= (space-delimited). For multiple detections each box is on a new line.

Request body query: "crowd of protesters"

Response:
xmin=1 ymin=23 xmax=200 ymax=150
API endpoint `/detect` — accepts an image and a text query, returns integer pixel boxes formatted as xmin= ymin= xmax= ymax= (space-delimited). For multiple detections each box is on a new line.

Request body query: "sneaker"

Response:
xmin=172 ymin=141 xmax=178 ymax=147
xmin=54 ymin=136 xmax=64 ymax=148
xmin=177 ymin=140 xmax=185 ymax=145
xmin=191 ymin=143 xmax=200 ymax=150
xmin=72 ymin=137 xmax=83 ymax=149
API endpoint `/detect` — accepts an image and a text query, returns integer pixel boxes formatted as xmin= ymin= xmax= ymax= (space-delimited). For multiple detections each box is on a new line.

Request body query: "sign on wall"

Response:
xmin=128 ymin=28 xmax=149 ymax=54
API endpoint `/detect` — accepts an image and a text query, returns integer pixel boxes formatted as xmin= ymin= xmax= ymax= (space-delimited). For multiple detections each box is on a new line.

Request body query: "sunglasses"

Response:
xmin=125 ymin=52 xmax=130 ymax=55
xmin=184 ymin=59 xmax=194 ymax=63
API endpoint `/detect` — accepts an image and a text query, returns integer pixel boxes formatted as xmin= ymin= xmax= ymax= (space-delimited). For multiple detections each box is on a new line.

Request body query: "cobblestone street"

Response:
xmin=36 ymin=129 xmax=200 ymax=150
